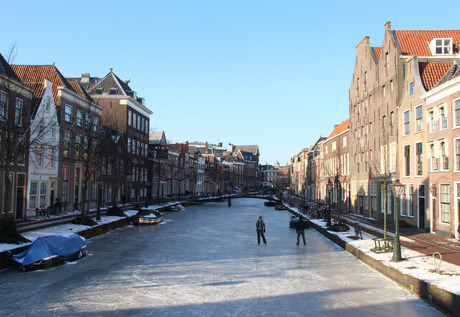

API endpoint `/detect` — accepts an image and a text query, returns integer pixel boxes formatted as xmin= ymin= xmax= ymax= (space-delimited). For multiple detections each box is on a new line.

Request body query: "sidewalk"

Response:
xmin=336 ymin=211 xmax=460 ymax=268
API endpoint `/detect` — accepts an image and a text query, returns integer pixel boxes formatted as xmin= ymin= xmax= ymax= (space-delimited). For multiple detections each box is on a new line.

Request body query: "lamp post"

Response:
xmin=393 ymin=179 xmax=404 ymax=262
xmin=96 ymin=177 xmax=103 ymax=221
xmin=327 ymin=179 xmax=332 ymax=208
xmin=326 ymin=179 xmax=332 ymax=226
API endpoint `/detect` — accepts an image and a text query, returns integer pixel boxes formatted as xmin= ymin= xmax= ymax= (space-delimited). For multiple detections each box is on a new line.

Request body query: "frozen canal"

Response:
xmin=0 ymin=198 xmax=443 ymax=316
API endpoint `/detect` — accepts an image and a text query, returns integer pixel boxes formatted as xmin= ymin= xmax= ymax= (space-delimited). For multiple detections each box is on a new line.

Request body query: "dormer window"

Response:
xmin=109 ymin=88 xmax=118 ymax=95
xmin=96 ymin=88 xmax=103 ymax=95
xmin=430 ymin=38 xmax=452 ymax=55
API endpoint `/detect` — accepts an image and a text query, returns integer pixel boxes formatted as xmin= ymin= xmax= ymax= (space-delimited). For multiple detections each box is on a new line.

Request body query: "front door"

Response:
xmin=359 ymin=196 xmax=364 ymax=215
xmin=418 ymin=184 xmax=426 ymax=230
xmin=370 ymin=197 xmax=376 ymax=218
xmin=16 ymin=174 xmax=25 ymax=220
xmin=419 ymin=197 xmax=426 ymax=229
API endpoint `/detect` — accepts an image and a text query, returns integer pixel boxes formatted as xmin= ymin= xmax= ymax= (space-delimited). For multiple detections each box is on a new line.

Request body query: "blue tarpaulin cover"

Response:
xmin=12 ymin=235 xmax=87 ymax=266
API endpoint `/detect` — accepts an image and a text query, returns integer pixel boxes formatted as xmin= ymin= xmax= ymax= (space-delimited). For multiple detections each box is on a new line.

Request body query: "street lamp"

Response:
xmin=326 ymin=179 xmax=332 ymax=226
xmin=327 ymin=179 xmax=332 ymax=208
xmin=393 ymin=179 xmax=405 ymax=262
xmin=96 ymin=177 xmax=103 ymax=221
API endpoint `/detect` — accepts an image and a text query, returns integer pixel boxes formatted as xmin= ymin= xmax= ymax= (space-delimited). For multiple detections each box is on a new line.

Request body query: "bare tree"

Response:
xmin=322 ymin=144 xmax=346 ymax=223
xmin=370 ymin=127 xmax=397 ymax=242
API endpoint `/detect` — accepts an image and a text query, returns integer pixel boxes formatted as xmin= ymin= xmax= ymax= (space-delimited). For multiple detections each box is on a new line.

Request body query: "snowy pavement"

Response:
xmin=0 ymin=198 xmax=442 ymax=316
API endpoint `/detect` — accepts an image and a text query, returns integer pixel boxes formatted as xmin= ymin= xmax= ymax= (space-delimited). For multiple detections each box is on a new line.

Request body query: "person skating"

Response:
xmin=296 ymin=217 xmax=306 ymax=245
xmin=256 ymin=216 xmax=267 ymax=245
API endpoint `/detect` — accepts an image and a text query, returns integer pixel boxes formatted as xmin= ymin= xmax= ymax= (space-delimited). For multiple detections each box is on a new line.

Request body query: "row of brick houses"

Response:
xmin=0 ymin=55 xmax=260 ymax=221
xmin=290 ymin=22 xmax=460 ymax=239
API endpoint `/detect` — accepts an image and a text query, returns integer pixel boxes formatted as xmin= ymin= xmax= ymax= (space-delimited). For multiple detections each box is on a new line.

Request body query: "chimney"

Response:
xmin=81 ymin=73 xmax=90 ymax=83
xmin=385 ymin=21 xmax=391 ymax=31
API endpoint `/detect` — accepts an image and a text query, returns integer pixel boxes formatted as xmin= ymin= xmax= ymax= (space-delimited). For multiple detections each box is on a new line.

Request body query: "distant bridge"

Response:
xmin=193 ymin=193 xmax=280 ymax=203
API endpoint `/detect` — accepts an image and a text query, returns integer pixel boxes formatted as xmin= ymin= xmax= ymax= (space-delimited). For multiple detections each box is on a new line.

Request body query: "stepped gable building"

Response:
xmin=0 ymin=54 xmax=34 ymax=220
xmin=349 ymin=21 xmax=460 ymax=234
xmin=69 ymin=70 xmax=153 ymax=205
xmin=13 ymin=64 xmax=103 ymax=214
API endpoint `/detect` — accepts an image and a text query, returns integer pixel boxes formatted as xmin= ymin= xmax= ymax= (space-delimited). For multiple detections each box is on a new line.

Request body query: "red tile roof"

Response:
xmin=394 ymin=30 xmax=460 ymax=55
xmin=418 ymin=61 xmax=453 ymax=91
xmin=327 ymin=119 xmax=350 ymax=139
xmin=372 ymin=47 xmax=382 ymax=60
xmin=11 ymin=65 xmax=74 ymax=105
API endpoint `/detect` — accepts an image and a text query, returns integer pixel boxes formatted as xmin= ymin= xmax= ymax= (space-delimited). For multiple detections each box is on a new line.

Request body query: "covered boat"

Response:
xmin=132 ymin=209 xmax=164 ymax=225
xmin=167 ymin=204 xmax=185 ymax=212
xmin=264 ymin=200 xmax=276 ymax=207
xmin=12 ymin=235 xmax=87 ymax=271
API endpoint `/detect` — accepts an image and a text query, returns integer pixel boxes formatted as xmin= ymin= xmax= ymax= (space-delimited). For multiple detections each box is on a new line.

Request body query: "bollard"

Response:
xmin=432 ymin=252 xmax=442 ymax=274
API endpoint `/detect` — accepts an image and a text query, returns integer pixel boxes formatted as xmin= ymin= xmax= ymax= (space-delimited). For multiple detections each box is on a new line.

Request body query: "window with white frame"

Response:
xmin=440 ymin=184 xmax=450 ymax=223
xmin=36 ymin=145 xmax=43 ymax=167
xmin=128 ymin=110 xmax=132 ymax=126
xmin=456 ymin=138 xmax=460 ymax=171
xmin=409 ymin=184 xmax=414 ymax=217
xmin=415 ymin=105 xmax=423 ymax=132
xmin=435 ymin=38 xmax=451 ymax=55
xmin=15 ymin=98 xmax=23 ymax=126
xmin=63 ymin=131 xmax=71 ymax=158
xmin=431 ymin=143 xmax=438 ymax=171
xmin=401 ymin=185 xmax=407 ymax=216
xmin=85 ymin=113 xmax=91 ymax=129
xmin=409 ymin=81 xmax=414 ymax=97
xmin=0 ymin=91 xmax=7 ymax=120
xmin=93 ymin=117 xmax=99 ymax=132
xmin=403 ymin=110 xmax=410 ymax=135
xmin=75 ymin=134 xmax=82 ymax=159
xmin=404 ymin=145 xmax=410 ymax=177
xmin=39 ymin=182 xmax=47 ymax=208
xmin=390 ymin=142 xmax=396 ymax=172
xmin=65 ymin=105 xmax=72 ymax=123
xmin=77 ymin=110 xmax=83 ymax=126
xmin=440 ymin=107 xmax=447 ymax=130
xmin=430 ymin=110 xmax=437 ymax=133
xmin=48 ymin=147 xmax=55 ymax=168
xmin=441 ymin=141 xmax=449 ymax=170
xmin=454 ymin=99 xmax=460 ymax=128
xmin=29 ymin=182 xmax=37 ymax=209
xmin=416 ymin=142 xmax=423 ymax=176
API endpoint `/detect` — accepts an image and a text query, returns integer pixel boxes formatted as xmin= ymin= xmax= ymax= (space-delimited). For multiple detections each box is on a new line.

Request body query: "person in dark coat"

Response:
xmin=256 ymin=216 xmax=267 ymax=245
xmin=296 ymin=217 xmax=306 ymax=245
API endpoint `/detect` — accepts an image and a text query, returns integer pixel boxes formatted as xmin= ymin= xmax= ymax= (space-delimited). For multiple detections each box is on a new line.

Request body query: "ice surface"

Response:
xmin=0 ymin=199 xmax=443 ymax=316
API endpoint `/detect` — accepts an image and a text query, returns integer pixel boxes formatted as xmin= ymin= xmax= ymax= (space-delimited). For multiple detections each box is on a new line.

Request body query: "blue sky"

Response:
xmin=1 ymin=0 xmax=460 ymax=166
